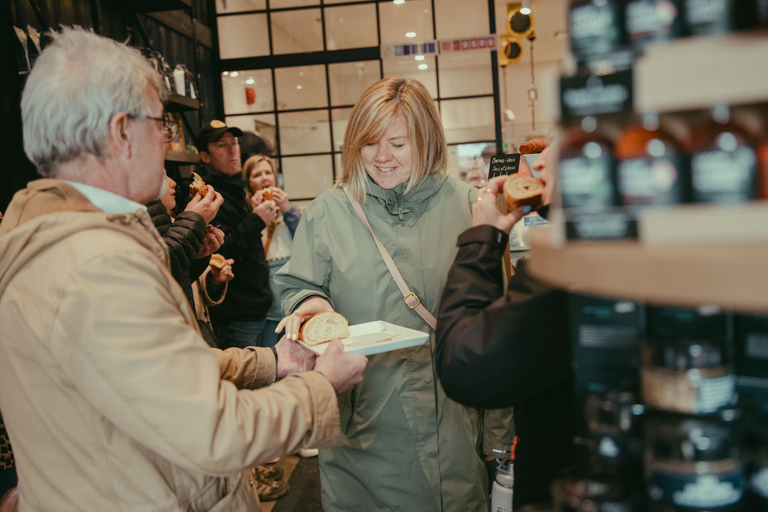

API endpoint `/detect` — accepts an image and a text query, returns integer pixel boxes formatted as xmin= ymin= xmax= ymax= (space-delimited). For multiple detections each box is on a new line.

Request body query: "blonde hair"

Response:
xmin=338 ymin=77 xmax=447 ymax=202
xmin=242 ymin=154 xmax=276 ymax=202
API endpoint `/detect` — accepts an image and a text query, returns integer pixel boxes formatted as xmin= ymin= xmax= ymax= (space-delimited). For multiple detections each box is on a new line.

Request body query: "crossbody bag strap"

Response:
xmin=343 ymin=187 xmax=437 ymax=331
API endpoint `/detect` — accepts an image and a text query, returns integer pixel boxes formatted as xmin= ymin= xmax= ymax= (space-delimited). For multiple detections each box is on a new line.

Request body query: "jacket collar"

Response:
xmin=364 ymin=174 xmax=446 ymax=221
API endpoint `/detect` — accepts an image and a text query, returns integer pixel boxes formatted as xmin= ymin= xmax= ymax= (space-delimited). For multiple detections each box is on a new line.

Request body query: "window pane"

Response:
xmin=331 ymin=107 xmax=353 ymax=152
xmin=278 ymin=110 xmax=332 ymax=155
xmin=222 ymin=69 xmax=274 ymax=114
xmin=382 ymin=57 xmax=437 ymax=99
xmin=378 ymin=0 xmax=434 ymax=44
xmin=438 ymin=52 xmax=493 ymax=98
xmin=224 ymin=114 xmax=277 ymax=155
xmin=275 ymin=65 xmax=328 ymax=110
xmin=270 ymin=0 xmax=319 ymax=7
xmin=271 ymin=9 xmax=324 ymax=54
xmin=218 ymin=14 xmax=270 ymax=59
xmin=434 ymin=0 xmax=488 ymax=39
xmin=282 ymin=155 xmax=334 ymax=199
xmin=329 ymin=61 xmax=380 ymax=107
xmin=215 ymin=0 xmax=265 ymax=14
xmin=326 ymin=4 xmax=378 ymax=50
xmin=440 ymin=97 xmax=495 ymax=144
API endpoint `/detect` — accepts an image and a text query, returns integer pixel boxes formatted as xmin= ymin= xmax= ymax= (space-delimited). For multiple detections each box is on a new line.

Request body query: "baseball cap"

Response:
xmin=195 ymin=120 xmax=244 ymax=152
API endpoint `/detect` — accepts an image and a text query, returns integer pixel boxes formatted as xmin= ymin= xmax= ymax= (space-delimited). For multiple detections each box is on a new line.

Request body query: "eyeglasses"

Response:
xmin=132 ymin=113 xmax=174 ymax=142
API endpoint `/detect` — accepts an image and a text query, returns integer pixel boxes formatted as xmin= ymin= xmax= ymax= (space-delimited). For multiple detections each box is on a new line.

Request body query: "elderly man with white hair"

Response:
xmin=0 ymin=28 xmax=367 ymax=512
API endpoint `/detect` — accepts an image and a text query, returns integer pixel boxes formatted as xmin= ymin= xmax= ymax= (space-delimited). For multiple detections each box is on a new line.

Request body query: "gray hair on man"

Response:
xmin=21 ymin=27 xmax=165 ymax=177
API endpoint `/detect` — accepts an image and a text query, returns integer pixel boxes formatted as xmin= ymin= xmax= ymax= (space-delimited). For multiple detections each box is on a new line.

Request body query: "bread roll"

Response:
xmin=263 ymin=188 xmax=274 ymax=202
xmin=189 ymin=172 xmax=209 ymax=198
xmin=503 ymin=174 xmax=544 ymax=211
xmin=519 ymin=137 xmax=549 ymax=155
xmin=300 ymin=312 xmax=350 ymax=346
xmin=209 ymin=253 xmax=226 ymax=270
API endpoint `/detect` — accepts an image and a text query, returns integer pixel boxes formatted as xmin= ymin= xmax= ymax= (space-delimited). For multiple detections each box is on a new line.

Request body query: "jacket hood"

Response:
xmin=0 ymin=179 xmax=167 ymax=299
xmin=365 ymin=174 xmax=447 ymax=221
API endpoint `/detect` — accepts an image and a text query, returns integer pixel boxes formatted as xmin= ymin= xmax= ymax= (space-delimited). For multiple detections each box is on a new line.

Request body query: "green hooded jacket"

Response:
xmin=275 ymin=175 xmax=515 ymax=512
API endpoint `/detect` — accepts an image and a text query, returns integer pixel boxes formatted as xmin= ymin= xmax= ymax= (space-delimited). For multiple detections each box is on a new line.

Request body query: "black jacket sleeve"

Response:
xmin=162 ymin=211 xmax=206 ymax=280
xmin=435 ymin=225 xmax=571 ymax=409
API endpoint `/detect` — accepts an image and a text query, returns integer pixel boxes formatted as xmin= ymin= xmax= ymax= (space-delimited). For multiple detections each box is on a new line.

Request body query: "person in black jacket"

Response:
xmin=435 ymin=147 xmax=576 ymax=506
xmin=195 ymin=121 xmax=276 ymax=349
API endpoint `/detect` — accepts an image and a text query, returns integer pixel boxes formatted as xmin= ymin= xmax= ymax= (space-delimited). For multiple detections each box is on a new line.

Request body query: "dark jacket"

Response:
xmin=199 ymin=166 xmax=272 ymax=322
xmin=435 ymin=225 xmax=576 ymax=506
xmin=145 ymin=200 xmax=208 ymax=310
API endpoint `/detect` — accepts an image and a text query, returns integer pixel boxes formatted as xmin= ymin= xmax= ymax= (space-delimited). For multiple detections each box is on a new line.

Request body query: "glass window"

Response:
xmin=215 ymin=0 xmax=266 ymax=14
xmin=275 ymin=65 xmax=328 ymax=110
xmin=440 ymin=97 xmax=495 ymax=144
xmin=325 ymin=4 xmax=378 ymax=51
xmin=217 ymin=13 xmax=270 ymax=59
xmin=270 ymin=0 xmax=319 ymax=7
xmin=278 ymin=110 xmax=332 ymax=155
xmin=378 ymin=0 xmax=434 ymax=44
xmin=222 ymin=69 xmax=274 ymax=114
xmin=382 ymin=56 xmax=437 ymax=98
xmin=224 ymin=114 xmax=277 ymax=154
xmin=434 ymin=0 xmax=489 ymax=39
xmin=438 ymin=52 xmax=493 ymax=98
xmin=282 ymin=155 xmax=335 ymax=199
xmin=271 ymin=9 xmax=324 ymax=54
xmin=331 ymin=107 xmax=353 ymax=152
xmin=329 ymin=61 xmax=380 ymax=107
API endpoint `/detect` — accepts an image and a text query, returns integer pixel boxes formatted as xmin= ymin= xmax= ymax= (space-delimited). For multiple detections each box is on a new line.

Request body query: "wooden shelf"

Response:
xmin=165 ymin=151 xmax=199 ymax=164
xmin=527 ymin=223 xmax=768 ymax=313
xmin=166 ymin=93 xmax=199 ymax=112
xmin=635 ymin=29 xmax=768 ymax=113
xmin=105 ymin=0 xmax=191 ymax=13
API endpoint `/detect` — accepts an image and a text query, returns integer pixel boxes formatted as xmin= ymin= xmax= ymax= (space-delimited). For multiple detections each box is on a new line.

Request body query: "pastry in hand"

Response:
xmin=503 ymin=173 xmax=544 ymax=211
xmin=300 ymin=312 xmax=350 ymax=346
xmin=189 ymin=172 xmax=209 ymax=198
xmin=209 ymin=253 xmax=227 ymax=270
xmin=262 ymin=188 xmax=274 ymax=202
xmin=519 ymin=137 xmax=549 ymax=155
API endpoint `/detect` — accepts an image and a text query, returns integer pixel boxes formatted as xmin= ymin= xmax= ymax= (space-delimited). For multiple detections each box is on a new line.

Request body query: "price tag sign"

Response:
xmin=488 ymin=154 xmax=520 ymax=179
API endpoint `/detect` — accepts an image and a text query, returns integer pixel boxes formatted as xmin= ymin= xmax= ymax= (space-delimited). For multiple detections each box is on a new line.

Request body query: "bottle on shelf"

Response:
xmin=686 ymin=105 xmax=758 ymax=204
xmin=624 ymin=0 xmax=684 ymax=51
xmin=568 ymin=0 xmax=626 ymax=61
xmin=614 ymin=113 xmax=689 ymax=207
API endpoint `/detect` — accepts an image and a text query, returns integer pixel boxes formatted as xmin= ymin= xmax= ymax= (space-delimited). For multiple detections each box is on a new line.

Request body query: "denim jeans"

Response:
xmin=212 ymin=319 xmax=267 ymax=350
xmin=260 ymin=320 xmax=282 ymax=348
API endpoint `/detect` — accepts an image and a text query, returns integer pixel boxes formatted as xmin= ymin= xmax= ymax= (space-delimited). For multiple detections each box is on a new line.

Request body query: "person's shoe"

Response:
xmin=257 ymin=477 xmax=290 ymax=501
xmin=254 ymin=464 xmax=284 ymax=481
xmin=298 ymin=448 xmax=319 ymax=458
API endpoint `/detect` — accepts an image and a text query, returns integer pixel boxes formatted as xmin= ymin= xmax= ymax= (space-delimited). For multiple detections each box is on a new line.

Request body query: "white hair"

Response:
xmin=21 ymin=27 xmax=165 ymax=177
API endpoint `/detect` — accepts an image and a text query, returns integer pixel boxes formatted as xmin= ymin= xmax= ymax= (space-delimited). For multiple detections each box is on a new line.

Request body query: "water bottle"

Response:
xmin=490 ymin=465 xmax=514 ymax=512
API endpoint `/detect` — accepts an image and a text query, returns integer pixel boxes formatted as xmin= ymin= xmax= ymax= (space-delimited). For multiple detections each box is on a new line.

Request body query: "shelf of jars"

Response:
xmin=165 ymin=150 xmax=199 ymax=164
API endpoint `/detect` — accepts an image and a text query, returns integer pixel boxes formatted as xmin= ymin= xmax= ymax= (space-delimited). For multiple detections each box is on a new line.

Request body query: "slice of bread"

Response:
xmin=503 ymin=174 xmax=544 ymax=211
xmin=300 ymin=312 xmax=350 ymax=346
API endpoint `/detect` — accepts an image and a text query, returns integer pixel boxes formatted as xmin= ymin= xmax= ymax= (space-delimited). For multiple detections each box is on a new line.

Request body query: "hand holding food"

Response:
xmin=188 ymin=172 xmax=209 ymax=198
xmin=276 ymin=296 xmax=335 ymax=341
xmin=299 ymin=312 xmax=350 ymax=346
xmin=472 ymin=176 xmax=532 ymax=232
xmin=503 ymin=173 xmax=544 ymax=211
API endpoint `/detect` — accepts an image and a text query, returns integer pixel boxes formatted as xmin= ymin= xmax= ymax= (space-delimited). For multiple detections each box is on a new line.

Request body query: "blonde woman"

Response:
xmin=243 ymin=155 xmax=302 ymax=348
xmin=274 ymin=77 xmax=514 ymax=512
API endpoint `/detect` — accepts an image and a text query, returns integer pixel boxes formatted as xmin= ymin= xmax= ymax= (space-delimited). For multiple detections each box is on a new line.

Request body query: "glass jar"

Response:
xmin=585 ymin=390 xmax=646 ymax=472
xmin=644 ymin=412 xmax=745 ymax=510
xmin=641 ymin=337 xmax=736 ymax=414
xmin=559 ymin=118 xmax=617 ymax=210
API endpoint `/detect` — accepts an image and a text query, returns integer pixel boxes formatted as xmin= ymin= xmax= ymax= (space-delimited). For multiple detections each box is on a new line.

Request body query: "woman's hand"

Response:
xmin=271 ymin=187 xmax=291 ymax=211
xmin=186 ymin=185 xmax=224 ymax=225
xmin=275 ymin=296 xmax=334 ymax=341
xmin=472 ymin=176 xmax=529 ymax=233
xmin=197 ymin=226 xmax=224 ymax=258
xmin=210 ymin=258 xmax=234 ymax=283
xmin=253 ymin=199 xmax=277 ymax=225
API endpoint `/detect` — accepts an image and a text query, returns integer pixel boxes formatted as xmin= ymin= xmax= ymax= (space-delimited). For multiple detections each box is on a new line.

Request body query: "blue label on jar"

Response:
xmin=648 ymin=468 xmax=745 ymax=509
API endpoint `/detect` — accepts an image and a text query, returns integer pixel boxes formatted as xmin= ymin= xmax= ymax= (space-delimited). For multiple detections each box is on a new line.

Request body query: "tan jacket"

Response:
xmin=0 ymin=180 xmax=340 ymax=512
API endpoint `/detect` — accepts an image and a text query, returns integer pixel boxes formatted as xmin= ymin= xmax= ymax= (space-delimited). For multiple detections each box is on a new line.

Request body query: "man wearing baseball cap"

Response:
xmin=195 ymin=121 xmax=277 ymax=350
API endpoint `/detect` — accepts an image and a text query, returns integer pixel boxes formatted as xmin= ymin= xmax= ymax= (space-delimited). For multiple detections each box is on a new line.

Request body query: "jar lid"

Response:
xmin=586 ymin=390 xmax=645 ymax=433
xmin=645 ymin=412 xmax=742 ymax=462
xmin=644 ymin=337 xmax=727 ymax=370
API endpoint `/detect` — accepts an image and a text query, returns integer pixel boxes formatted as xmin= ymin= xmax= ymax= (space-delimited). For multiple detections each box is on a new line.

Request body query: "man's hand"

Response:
xmin=274 ymin=335 xmax=317 ymax=379
xmin=472 ymin=176 xmax=529 ymax=233
xmin=210 ymin=257 xmax=234 ymax=283
xmin=314 ymin=340 xmax=368 ymax=394
xmin=275 ymin=297 xmax=334 ymax=342
xmin=186 ymin=185 xmax=224 ymax=224
xmin=197 ymin=226 xmax=224 ymax=258
xmin=253 ymin=199 xmax=277 ymax=225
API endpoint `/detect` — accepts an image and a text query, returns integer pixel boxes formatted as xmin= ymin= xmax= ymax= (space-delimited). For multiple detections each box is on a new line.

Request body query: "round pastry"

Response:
xmin=503 ymin=174 xmax=544 ymax=211
xmin=209 ymin=253 xmax=227 ymax=270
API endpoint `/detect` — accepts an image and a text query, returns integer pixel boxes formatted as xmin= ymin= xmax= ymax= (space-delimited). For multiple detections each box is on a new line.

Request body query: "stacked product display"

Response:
xmin=536 ymin=1 xmax=768 ymax=510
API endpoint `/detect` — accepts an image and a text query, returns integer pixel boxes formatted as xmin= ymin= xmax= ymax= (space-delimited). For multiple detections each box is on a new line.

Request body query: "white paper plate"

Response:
xmin=298 ymin=320 xmax=429 ymax=356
